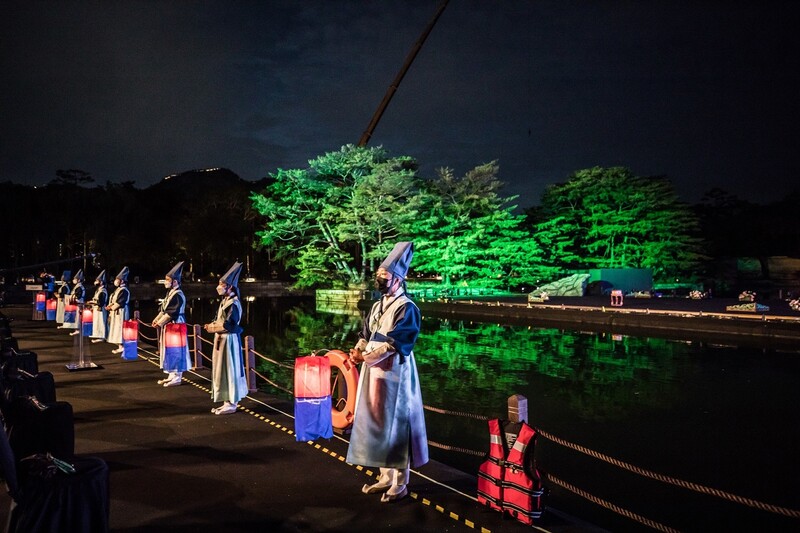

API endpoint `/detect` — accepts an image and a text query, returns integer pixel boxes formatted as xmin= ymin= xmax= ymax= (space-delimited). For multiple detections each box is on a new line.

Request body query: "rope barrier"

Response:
xmin=545 ymin=474 xmax=680 ymax=533
xmin=423 ymin=404 xmax=490 ymax=421
xmin=136 ymin=319 xmax=159 ymax=342
xmin=421 ymin=405 xmax=800 ymax=519
xmin=427 ymin=440 xmax=485 ymax=457
xmin=138 ymin=332 xmax=159 ymax=342
xmin=250 ymin=348 xmax=295 ymax=370
xmin=250 ymin=367 xmax=293 ymax=395
xmin=137 ymin=346 xmax=159 ymax=360
xmin=197 ymin=350 xmax=212 ymax=364
xmin=196 ymin=335 xmax=214 ymax=347
xmin=536 ymin=428 xmax=800 ymax=519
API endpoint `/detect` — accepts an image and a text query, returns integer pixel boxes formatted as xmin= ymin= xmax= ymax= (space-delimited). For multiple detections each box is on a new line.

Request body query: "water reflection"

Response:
xmin=234 ymin=299 xmax=691 ymax=424
xmin=145 ymin=295 xmax=749 ymax=429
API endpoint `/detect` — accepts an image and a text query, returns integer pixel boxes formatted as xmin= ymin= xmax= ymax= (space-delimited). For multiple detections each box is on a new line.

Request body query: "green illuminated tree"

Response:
xmin=411 ymin=162 xmax=547 ymax=289
xmin=536 ymin=167 xmax=706 ymax=283
xmin=251 ymin=149 xmax=549 ymax=290
xmin=330 ymin=150 xmax=421 ymax=277
xmin=250 ymin=145 xmax=421 ymax=288
xmin=528 ymin=215 xmax=584 ymax=276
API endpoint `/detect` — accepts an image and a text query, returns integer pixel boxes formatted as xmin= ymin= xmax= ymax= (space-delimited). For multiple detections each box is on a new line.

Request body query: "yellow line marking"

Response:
xmin=177 ymin=376 xmax=496 ymax=533
xmin=142 ymin=366 xmax=499 ymax=531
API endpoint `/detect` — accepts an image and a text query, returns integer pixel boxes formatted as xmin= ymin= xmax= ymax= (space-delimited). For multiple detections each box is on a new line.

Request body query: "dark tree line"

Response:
xmin=692 ymin=188 xmax=800 ymax=293
xmin=0 ymin=168 xmax=267 ymax=282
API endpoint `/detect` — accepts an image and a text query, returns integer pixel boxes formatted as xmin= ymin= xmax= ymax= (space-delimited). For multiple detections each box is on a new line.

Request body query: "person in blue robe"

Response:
xmin=107 ymin=267 xmax=130 ymax=353
xmin=152 ymin=261 xmax=190 ymax=387
xmin=89 ymin=270 xmax=109 ymax=343
xmin=346 ymin=242 xmax=428 ymax=503
xmin=39 ymin=271 xmax=55 ymax=296
xmin=204 ymin=262 xmax=248 ymax=415
xmin=65 ymin=270 xmax=85 ymax=335
xmin=55 ymin=270 xmax=71 ymax=326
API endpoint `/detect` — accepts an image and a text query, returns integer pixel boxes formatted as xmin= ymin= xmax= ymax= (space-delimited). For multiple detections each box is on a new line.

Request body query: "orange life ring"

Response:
xmin=326 ymin=349 xmax=359 ymax=429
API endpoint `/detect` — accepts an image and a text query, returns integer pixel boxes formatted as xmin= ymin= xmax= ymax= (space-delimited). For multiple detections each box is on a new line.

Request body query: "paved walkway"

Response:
xmin=0 ymin=306 xmax=598 ymax=533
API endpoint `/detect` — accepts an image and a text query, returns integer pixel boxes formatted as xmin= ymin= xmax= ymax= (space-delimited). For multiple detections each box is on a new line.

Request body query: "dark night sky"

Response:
xmin=2 ymin=0 xmax=799 ymax=207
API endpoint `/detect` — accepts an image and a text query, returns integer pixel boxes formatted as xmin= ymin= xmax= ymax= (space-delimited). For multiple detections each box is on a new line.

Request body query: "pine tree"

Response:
xmin=411 ymin=162 xmax=547 ymax=289
xmin=536 ymin=167 xmax=706 ymax=283
xmin=250 ymin=145 xmax=420 ymax=288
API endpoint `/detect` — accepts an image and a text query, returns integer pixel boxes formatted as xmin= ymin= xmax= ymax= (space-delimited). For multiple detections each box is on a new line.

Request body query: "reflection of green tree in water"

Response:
xmin=255 ymin=306 xmax=688 ymax=422
xmin=254 ymin=304 xmax=361 ymax=393
xmin=415 ymin=319 xmax=687 ymax=421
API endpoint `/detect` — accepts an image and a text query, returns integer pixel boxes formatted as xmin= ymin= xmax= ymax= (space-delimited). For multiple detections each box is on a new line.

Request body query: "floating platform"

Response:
xmin=0 ymin=305 xmax=600 ymax=532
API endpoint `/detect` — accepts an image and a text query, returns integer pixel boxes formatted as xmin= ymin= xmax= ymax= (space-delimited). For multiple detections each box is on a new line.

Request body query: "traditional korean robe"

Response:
xmin=154 ymin=288 xmax=190 ymax=372
xmin=106 ymin=285 xmax=130 ymax=344
xmin=90 ymin=286 xmax=108 ymax=340
xmin=55 ymin=282 xmax=70 ymax=324
xmin=346 ymin=293 xmax=429 ymax=469
xmin=210 ymin=296 xmax=248 ymax=403
xmin=63 ymin=282 xmax=84 ymax=329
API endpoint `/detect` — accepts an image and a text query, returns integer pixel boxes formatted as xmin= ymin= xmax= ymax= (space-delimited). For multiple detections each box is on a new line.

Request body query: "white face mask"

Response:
xmin=164 ymin=280 xmax=172 ymax=289
xmin=114 ymin=279 xmax=121 ymax=287
xmin=216 ymin=285 xmax=226 ymax=296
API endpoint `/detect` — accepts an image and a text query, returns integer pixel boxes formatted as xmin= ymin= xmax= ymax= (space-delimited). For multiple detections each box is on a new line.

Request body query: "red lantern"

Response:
xmin=63 ymin=302 xmax=78 ymax=324
xmin=81 ymin=307 xmax=94 ymax=336
xmin=165 ymin=323 xmax=187 ymax=348
xmin=46 ymin=298 xmax=57 ymax=320
xmin=294 ymin=355 xmax=331 ymax=398
xmin=163 ymin=323 xmax=188 ymax=371
xmin=35 ymin=291 xmax=47 ymax=311
xmin=122 ymin=320 xmax=138 ymax=360
xmin=122 ymin=320 xmax=138 ymax=342
xmin=293 ymin=355 xmax=333 ymax=441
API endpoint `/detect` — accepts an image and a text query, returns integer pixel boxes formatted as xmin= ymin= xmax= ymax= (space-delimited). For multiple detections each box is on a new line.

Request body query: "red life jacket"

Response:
xmin=477 ymin=419 xmax=545 ymax=524
xmin=477 ymin=419 xmax=505 ymax=512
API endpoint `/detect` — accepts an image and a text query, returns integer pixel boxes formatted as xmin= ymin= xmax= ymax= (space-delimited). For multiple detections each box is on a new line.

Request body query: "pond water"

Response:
xmin=133 ymin=295 xmax=800 ymax=532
